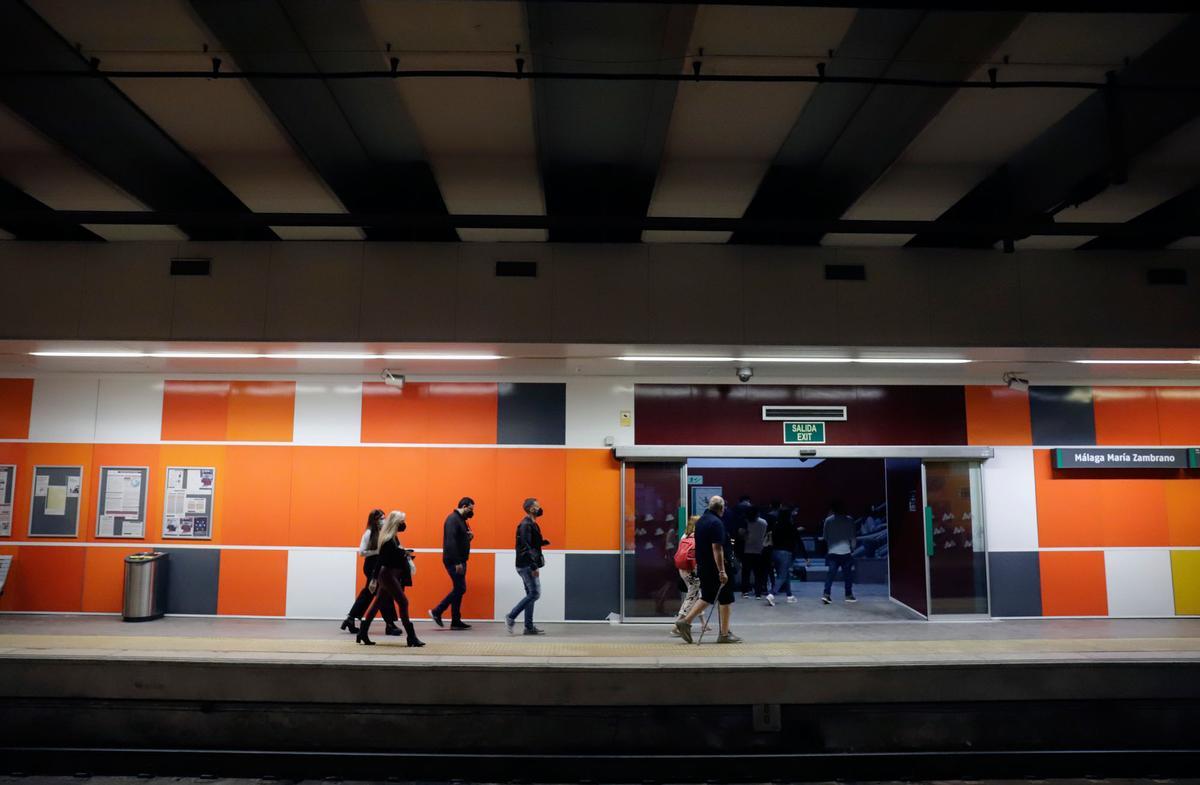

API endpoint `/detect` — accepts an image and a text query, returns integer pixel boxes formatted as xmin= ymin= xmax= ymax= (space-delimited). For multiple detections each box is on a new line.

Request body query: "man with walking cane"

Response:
xmin=674 ymin=495 xmax=742 ymax=644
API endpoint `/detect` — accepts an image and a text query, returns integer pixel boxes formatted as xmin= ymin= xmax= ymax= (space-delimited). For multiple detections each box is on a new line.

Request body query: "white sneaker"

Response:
xmin=786 ymin=596 xmax=798 ymax=604
xmin=765 ymin=593 xmax=775 ymax=607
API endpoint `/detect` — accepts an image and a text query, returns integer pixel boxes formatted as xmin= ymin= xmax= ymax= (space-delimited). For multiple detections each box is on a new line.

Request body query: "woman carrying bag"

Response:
xmin=357 ymin=510 xmax=424 ymax=647
xmin=341 ymin=508 xmax=400 ymax=636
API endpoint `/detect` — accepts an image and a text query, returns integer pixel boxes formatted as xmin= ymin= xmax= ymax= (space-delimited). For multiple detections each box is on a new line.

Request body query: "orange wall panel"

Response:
xmin=1039 ymin=551 xmax=1108 ymax=616
xmin=1165 ymin=480 xmax=1200 ymax=547
xmin=404 ymin=551 xmax=495 ymax=622
xmin=82 ymin=546 xmax=143 ymax=612
xmin=361 ymin=382 xmax=497 ymax=444
xmin=222 ymin=446 xmax=292 ymax=546
xmin=227 ymin=381 xmax=296 ymax=442
xmin=0 ymin=378 xmax=34 ymax=439
xmin=0 ymin=546 xmax=85 ymax=611
xmin=217 ymin=549 xmax=288 ymax=616
xmin=496 ymin=448 xmax=566 ymax=553
xmin=1093 ymin=387 xmax=1160 ymax=445
xmin=1156 ymin=388 xmax=1200 ymax=444
xmin=566 ymin=449 xmax=621 ymax=550
xmin=964 ymin=386 xmax=1032 ymax=446
xmin=289 ymin=447 xmax=360 ymax=547
xmin=422 ymin=448 xmax=497 ymax=549
xmin=356 ymin=447 xmax=430 ymax=547
xmin=161 ymin=380 xmax=231 ymax=441
xmin=1034 ymin=450 xmax=1170 ymax=547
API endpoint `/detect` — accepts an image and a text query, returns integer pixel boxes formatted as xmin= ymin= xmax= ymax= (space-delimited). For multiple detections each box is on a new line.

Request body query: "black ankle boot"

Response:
xmin=404 ymin=621 xmax=425 ymax=648
xmin=385 ymin=624 xmax=402 ymax=636
xmin=356 ymin=622 xmax=375 ymax=645
xmin=340 ymin=616 xmax=359 ymax=634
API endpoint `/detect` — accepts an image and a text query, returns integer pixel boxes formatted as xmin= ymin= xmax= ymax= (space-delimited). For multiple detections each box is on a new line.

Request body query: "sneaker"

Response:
xmin=670 ymin=625 xmax=681 ymax=637
xmin=717 ymin=632 xmax=743 ymax=644
xmin=449 ymin=621 xmax=472 ymax=630
xmin=504 ymin=616 xmax=515 ymax=634
xmin=845 ymin=594 xmax=858 ymax=603
xmin=821 ymin=594 xmax=832 ymax=604
xmin=765 ymin=593 xmax=775 ymax=607
xmin=674 ymin=620 xmax=693 ymax=644
xmin=523 ymin=626 xmax=544 ymax=636
xmin=786 ymin=596 xmax=797 ymax=604
xmin=428 ymin=610 xmax=444 ymax=628
xmin=741 ymin=592 xmax=751 ymax=599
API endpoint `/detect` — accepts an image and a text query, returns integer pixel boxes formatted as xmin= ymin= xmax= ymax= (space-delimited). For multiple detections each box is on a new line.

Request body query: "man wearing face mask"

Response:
xmin=430 ymin=496 xmax=475 ymax=630
xmin=506 ymin=497 xmax=550 ymax=635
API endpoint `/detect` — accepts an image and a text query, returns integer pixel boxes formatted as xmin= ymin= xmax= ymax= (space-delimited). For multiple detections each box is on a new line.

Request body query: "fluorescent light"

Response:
xmin=30 ymin=350 xmax=504 ymax=361
xmin=854 ymin=358 xmax=971 ymax=365
xmin=740 ymin=357 xmax=854 ymax=364
xmin=617 ymin=356 xmax=737 ymax=362
xmin=149 ymin=352 xmax=263 ymax=359
xmin=267 ymin=353 xmax=505 ymax=361
xmin=31 ymin=351 xmax=146 ymax=358
xmin=1073 ymin=359 xmax=1199 ymax=365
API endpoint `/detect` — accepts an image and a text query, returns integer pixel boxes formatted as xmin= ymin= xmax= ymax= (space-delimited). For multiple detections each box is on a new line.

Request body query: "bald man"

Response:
xmin=674 ymin=495 xmax=741 ymax=644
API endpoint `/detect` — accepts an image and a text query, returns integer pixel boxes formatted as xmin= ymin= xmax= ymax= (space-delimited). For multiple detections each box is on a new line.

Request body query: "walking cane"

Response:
xmin=696 ymin=600 xmax=718 ymax=644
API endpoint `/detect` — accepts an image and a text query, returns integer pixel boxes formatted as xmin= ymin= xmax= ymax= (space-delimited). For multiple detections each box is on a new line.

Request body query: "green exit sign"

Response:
xmin=783 ymin=422 xmax=826 ymax=444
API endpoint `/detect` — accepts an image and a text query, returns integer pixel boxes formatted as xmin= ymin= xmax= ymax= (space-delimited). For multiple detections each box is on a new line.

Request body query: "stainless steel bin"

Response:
xmin=122 ymin=551 xmax=168 ymax=622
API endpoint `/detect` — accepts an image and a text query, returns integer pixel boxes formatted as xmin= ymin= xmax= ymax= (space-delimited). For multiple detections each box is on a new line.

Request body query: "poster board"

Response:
xmin=162 ymin=466 xmax=215 ymax=539
xmin=690 ymin=485 xmax=723 ymax=517
xmin=29 ymin=465 xmax=83 ymax=537
xmin=96 ymin=466 xmax=149 ymax=539
xmin=0 ymin=465 xmax=14 ymax=537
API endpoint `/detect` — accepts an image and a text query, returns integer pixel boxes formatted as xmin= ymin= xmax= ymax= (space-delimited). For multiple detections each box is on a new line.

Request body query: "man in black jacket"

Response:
xmin=430 ymin=497 xmax=475 ymax=630
xmin=505 ymin=497 xmax=550 ymax=636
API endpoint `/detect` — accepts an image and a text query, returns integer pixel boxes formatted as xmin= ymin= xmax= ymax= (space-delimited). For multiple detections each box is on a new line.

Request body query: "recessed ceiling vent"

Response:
xmin=1147 ymin=268 xmax=1186 ymax=286
xmin=825 ymin=264 xmax=865 ymax=281
xmin=495 ymin=260 xmax=537 ymax=277
xmin=170 ymin=257 xmax=211 ymax=276
xmin=761 ymin=405 xmax=847 ymax=421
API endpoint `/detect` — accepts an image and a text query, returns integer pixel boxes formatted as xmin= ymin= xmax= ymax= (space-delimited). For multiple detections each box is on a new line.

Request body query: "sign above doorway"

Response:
xmin=1052 ymin=448 xmax=1191 ymax=469
xmin=783 ymin=422 xmax=826 ymax=444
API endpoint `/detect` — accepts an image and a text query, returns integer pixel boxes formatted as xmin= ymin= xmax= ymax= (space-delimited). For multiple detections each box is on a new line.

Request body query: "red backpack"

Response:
xmin=674 ymin=533 xmax=697 ymax=571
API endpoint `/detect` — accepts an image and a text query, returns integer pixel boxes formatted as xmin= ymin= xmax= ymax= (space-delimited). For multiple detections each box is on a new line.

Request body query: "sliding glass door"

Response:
xmin=620 ymin=461 xmax=686 ymax=619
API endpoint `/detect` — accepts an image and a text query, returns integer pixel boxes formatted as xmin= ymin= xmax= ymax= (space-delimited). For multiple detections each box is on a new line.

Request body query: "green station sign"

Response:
xmin=783 ymin=421 xmax=826 ymax=444
xmin=1191 ymin=448 xmax=1200 ymax=469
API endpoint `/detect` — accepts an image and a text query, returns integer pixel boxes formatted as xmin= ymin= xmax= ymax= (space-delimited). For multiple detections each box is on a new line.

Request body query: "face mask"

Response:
xmin=462 ymin=509 xmax=474 ymax=520
xmin=533 ymin=508 xmax=544 ymax=518
xmin=398 ymin=522 xmax=407 ymax=532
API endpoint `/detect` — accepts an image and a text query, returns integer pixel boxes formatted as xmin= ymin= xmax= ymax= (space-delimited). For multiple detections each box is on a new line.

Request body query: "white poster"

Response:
xmin=96 ymin=467 xmax=148 ymax=539
xmin=0 ymin=466 xmax=13 ymax=537
xmin=163 ymin=466 xmax=215 ymax=539
xmin=34 ymin=475 xmax=49 ymax=497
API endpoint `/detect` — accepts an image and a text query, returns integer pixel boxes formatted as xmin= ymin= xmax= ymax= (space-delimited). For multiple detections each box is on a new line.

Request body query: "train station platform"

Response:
xmin=2 ymin=614 xmax=1199 ymax=781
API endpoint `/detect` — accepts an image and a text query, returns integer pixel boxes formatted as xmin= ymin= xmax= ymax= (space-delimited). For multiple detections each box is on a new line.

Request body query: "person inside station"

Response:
xmin=357 ymin=510 xmax=424 ymax=647
xmin=430 ymin=496 xmax=475 ymax=630
xmin=821 ymin=500 xmax=858 ymax=605
xmin=505 ymin=497 xmax=550 ymax=636
xmin=341 ymin=508 xmax=400 ymax=637
xmin=674 ymin=495 xmax=741 ymax=644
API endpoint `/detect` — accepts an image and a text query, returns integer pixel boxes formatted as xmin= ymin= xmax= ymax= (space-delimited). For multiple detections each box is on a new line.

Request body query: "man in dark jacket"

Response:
xmin=505 ymin=497 xmax=550 ymax=636
xmin=430 ymin=497 xmax=475 ymax=630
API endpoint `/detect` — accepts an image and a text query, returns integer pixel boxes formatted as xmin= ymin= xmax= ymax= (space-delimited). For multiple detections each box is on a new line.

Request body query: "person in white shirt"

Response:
xmin=341 ymin=508 xmax=400 ymax=636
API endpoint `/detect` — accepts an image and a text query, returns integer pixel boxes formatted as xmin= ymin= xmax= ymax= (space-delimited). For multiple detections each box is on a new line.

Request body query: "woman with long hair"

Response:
xmin=341 ymin=508 xmax=400 ymax=636
xmin=357 ymin=510 xmax=424 ymax=647
xmin=670 ymin=515 xmax=706 ymax=636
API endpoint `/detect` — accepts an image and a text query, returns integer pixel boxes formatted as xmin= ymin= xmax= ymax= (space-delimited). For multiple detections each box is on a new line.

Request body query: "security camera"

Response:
xmin=381 ymin=369 xmax=405 ymax=389
xmin=736 ymin=367 xmax=754 ymax=383
xmin=1002 ymin=371 xmax=1029 ymax=392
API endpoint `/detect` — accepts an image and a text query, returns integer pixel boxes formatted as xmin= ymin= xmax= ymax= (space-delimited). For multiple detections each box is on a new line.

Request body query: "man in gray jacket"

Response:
xmin=821 ymin=500 xmax=857 ymax=604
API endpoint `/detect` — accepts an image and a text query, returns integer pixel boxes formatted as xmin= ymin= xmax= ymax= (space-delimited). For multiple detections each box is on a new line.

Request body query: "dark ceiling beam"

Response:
xmin=0 ymin=1 xmax=273 ymax=241
xmin=527 ymin=2 xmax=695 ymax=242
xmin=189 ymin=0 xmax=455 ymax=242
xmin=517 ymin=0 xmax=1188 ymax=9
xmin=732 ymin=10 xmax=1023 ymax=245
xmin=0 ymin=180 xmax=101 ymax=241
xmin=5 ymin=209 xmax=1196 ymax=240
xmin=1081 ymin=183 xmax=1200 ymax=250
xmin=908 ymin=15 xmax=1200 ymax=250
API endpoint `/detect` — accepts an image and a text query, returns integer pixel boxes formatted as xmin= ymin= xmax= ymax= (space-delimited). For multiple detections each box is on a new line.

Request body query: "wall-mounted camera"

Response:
xmin=1002 ymin=371 xmax=1029 ymax=392
xmin=736 ymin=366 xmax=754 ymax=383
xmin=381 ymin=369 xmax=405 ymax=389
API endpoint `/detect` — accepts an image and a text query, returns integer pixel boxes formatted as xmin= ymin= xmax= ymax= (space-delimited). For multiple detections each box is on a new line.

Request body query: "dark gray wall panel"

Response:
xmin=988 ymin=551 xmax=1043 ymax=617
xmin=497 ymin=383 xmax=566 ymax=445
xmin=1029 ymin=386 xmax=1097 ymax=447
xmin=565 ymin=553 xmax=620 ymax=621
xmin=159 ymin=548 xmax=221 ymax=615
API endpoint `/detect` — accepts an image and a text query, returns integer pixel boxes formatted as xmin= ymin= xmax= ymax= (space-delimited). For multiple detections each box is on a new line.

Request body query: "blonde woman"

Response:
xmin=670 ymin=515 xmax=706 ymax=636
xmin=357 ymin=511 xmax=424 ymax=647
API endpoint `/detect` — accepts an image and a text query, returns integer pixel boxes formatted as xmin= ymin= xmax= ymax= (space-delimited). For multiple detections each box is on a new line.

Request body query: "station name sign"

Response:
xmin=1053 ymin=448 xmax=1192 ymax=469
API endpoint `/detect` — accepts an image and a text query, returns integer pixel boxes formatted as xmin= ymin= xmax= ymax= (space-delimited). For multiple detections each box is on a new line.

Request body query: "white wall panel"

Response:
xmin=28 ymin=376 xmax=99 ymax=442
xmin=982 ymin=447 xmax=1040 ymax=552
xmin=493 ymin=550 xmax=566 ymax=623
xmin=566 ymin=379 xmax=635 ymax=448
xmin=1104 ymin=550 xmax=1176 ymax=617
xmin=286 ymin=549 xmax=358 ymax=618
xmin=94 ymin=376 xmax=163 ymax=443
xmin=293 ymin=381 xmax=363 ymax=445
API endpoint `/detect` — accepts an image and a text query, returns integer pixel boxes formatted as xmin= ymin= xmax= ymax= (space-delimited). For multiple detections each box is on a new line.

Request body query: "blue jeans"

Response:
xmin=824 ymin=553 xmax=855 ymax=596
xmin=771 ymin=549 xmax=794 ymax=596
xmin=508 ymin=566 xmax=541 ymax=629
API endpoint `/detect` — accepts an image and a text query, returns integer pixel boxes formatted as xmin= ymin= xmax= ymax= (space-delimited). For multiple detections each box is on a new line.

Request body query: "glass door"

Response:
xmin=885 ymin=458 xmax=929 ymax=618
xmin=620 ymin=461 xmax=686 ymax=620
xmin=922 ymin=461 xmax=988 ymax=616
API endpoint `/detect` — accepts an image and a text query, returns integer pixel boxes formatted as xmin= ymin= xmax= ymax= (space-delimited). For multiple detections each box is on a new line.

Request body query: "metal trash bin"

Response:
xmin=123 ymin=551 xmax=168 ymax=622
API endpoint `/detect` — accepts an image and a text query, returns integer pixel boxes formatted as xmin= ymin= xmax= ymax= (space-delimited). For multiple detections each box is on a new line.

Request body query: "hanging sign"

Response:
xmin=1053 ymin=448 xmax=1190 ymax=469
xmin=782 ymin=421 xmax=826 ymax=444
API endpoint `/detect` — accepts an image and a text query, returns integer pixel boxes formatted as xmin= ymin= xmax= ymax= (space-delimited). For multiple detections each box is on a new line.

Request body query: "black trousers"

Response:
xmin=740 ymin=552 xmax=768 ymax=596
xmin=432 ymin=561 xmax=468 ymax=622
xmin=348 ymin=557 xmax=395 ymax=623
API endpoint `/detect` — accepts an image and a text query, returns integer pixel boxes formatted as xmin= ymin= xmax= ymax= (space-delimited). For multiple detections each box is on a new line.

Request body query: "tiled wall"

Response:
xmin=0 ymin=375 xmax=625 ymax=620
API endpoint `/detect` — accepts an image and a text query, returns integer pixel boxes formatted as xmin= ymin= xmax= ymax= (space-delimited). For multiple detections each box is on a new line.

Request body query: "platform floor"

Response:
xmin=2 ymin=612 xmax=1199 ymax=668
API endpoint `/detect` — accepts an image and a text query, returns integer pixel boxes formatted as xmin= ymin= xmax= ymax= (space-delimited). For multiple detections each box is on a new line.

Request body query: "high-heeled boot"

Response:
xmin=340 ymin=616 xmax=359 ymax=634
xmin=403 ymin=620 xmax=425 ymax=648
xmin=356 ymin=618 xmax=375 ymax=645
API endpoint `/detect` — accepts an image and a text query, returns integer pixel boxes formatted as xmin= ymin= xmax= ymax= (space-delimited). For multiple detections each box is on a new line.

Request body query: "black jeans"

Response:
xmin=740 ymin=552 xmax=767 ymax=596
xmin=432 ymin=561 xmax=468 ymax=622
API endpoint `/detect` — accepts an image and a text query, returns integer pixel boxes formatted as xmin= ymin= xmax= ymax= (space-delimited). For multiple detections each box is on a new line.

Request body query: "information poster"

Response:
xmin=96 ymin=466 xmax=149 ymax=539
xmin=29 ymin=465 xmax=83 ymax=537
xmin=163 ymin=466 xmax=215 ymax=539
xmin=0 ymin=465 xmax=14 ymax=537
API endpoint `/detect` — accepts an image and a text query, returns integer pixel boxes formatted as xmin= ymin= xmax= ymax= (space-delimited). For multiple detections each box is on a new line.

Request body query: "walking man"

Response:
xmin=674 ymin=495 xmax=741 ymax=644
xmin=506 ymin=497 xmax=550 ymax=635
xmin=821 ymin=500 xmax=857 ymax=604
xmin=430 ymin=496 xmax=475 ymax=629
